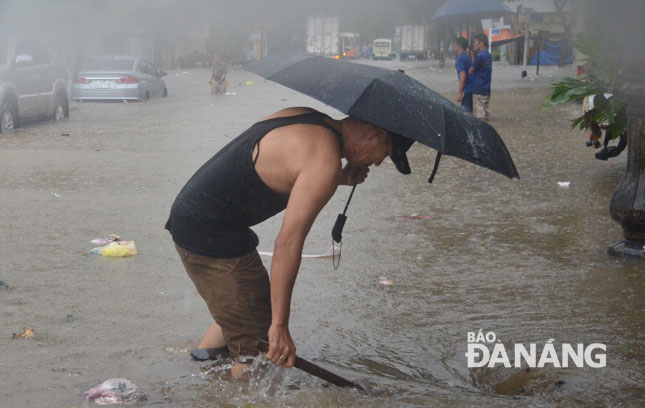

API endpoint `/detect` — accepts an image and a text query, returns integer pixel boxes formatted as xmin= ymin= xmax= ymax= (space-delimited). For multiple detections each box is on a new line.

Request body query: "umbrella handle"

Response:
xmin=331 ymin=184 xmax=356 ymax=243
xmin=331 ymin=214 xmax=347 ymax=243
xmin=427 ymin=152 xmax=442 ymax=183
xmin=331 ymin=184 xmax=356 ymax=269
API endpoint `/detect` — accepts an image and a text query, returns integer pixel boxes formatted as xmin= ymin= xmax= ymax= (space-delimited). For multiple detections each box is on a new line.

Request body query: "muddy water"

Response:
xmin=0 ymin=62 xmax=643 ymax=407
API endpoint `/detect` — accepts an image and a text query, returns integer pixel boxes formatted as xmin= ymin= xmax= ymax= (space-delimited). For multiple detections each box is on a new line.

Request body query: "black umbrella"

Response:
xmin=247 ymin=53 xmax=519 ymax=181
xmin=247 ymin=53 xmax=519 ymax=250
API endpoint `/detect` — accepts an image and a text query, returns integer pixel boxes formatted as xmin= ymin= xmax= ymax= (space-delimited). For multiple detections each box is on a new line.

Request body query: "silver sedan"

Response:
xmin=72 ymin=56 xmax=167 ymax=102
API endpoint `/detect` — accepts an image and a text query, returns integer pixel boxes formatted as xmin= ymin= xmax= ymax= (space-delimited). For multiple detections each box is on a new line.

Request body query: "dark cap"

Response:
xmin=389 ymin=132 xmax=414 ymax=174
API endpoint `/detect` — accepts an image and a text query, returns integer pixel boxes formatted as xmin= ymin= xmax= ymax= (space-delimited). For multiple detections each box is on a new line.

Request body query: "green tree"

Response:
xmin=544 ymin=34 xmax=627 ymax=158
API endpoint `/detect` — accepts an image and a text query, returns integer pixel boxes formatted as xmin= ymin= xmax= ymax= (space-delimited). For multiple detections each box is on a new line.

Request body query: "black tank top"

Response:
xmin=165 ymin=112 xmax=343 ymax=258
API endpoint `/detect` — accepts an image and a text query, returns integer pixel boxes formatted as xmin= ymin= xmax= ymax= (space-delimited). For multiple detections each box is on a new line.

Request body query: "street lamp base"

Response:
xmin=607 ymin=240 xmax=645 ymax=258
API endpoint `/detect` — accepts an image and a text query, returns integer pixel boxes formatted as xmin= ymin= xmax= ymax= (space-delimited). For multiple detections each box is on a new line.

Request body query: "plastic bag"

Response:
xmin=90 ymin=234 xmax=121 ymax=246
xmin=85 ymin=378 xmax=145 ymax=405
xmin=90 ymin=241 xmax=138 ymax=257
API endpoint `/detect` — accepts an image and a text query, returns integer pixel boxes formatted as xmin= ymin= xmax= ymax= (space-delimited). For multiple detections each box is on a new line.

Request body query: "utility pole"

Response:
xmin=489 ymin=19 xmax=498 ymax=54
xmin=521 ymin=7 xmax=531 ymax=78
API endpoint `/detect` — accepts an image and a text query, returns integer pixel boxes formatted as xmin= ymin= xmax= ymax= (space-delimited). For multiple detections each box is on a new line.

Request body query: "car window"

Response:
xmin=15 ymin=39 xmax=52 ymax=67
xmin=14 ymin=40 xmax=35 ymax=67
xmin=140 ymin=60 xmax=157 ymax=76
xmin=30 ymin=41 xmax=52 ymax=65
xmin=84 ymin=58 xmax=135 ymax=71
xmin=0 ymin=37 xmax=8 ymax=66
xmin=149 ymin=62 xmax=159 ymax=76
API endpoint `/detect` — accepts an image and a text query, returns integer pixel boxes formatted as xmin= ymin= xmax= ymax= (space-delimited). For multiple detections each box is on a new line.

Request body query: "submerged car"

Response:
xmin=72 ymin=56 xmax=167 ymax=102
xmin=0 ymin=35 xmax=69 ymax=133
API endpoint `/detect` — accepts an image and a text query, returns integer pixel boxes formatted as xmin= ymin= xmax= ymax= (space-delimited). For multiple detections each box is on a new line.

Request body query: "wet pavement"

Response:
xmin=0 ymin=59 xmax=643 ymax=407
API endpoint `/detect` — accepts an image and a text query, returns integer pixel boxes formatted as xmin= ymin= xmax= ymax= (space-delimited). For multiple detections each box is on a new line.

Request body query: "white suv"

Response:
xmin=0 ymin=35 xmax=69 ymax=133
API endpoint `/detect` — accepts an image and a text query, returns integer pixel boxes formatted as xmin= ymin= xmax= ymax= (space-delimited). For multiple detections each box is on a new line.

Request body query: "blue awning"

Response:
xmin=432 ymin=0 xmax=514 ymax=22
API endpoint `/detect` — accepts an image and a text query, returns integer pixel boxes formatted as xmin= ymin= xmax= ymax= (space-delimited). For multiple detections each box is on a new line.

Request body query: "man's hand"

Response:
xmin=266 ymin=324 xmax=296 ymax=368
xmin=341 ymin=163 xmax=369 ymax=185
xmin=457 ymin=91 xmax=463 ymax=103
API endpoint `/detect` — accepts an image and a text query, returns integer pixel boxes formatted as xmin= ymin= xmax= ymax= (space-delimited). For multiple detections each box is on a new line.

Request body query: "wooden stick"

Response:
xmin=256 ymin=340 xmax=363 ymax=390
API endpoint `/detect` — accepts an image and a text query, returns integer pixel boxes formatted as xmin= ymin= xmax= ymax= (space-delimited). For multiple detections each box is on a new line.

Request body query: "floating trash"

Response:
xmin=557 ymin=181 xmax=571 ymax=188
xmin=90 ymin=234 xmax=121 ymax=246
xmin=379 ymin=277 xmax=394 ymax=286
xmin=85 ymin=378 xmax=146 ymax=405
xmin=245 ymin=81 xmax=254 ymax=86
xmin=90 ymin=241 xmax=137 ymax=257
xmin=165 ymin=346 xmax=189 ymax=354
xmin=12 ymin=326 xmax=34 ymax=339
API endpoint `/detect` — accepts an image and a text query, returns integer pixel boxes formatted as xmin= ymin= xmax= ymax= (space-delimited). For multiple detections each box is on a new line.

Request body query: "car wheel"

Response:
xmin=0 ymin=102 xmax=17 ymax=133
xmin=163 ymin=88 xmax=168 ymax=97
xmin=53 ymin=93 xmax=67 ymax=121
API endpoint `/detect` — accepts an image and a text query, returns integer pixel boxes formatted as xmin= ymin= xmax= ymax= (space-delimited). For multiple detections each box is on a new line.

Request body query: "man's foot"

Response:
xmin=190 ymin=347 xmax=230 ymax=361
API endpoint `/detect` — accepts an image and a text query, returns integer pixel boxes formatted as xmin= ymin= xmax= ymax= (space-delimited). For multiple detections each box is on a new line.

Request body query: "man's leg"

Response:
xmin=198 ymin=321 xmax=227 ymax=349
xmin=473 ymin=94 xmax=490 ymax=120
xmin=231 ymin=361 xmax=250 ymax=377
xmin=177 ymin=245 xmax=271 ymax=377
xmin=195 ymin=322 xmax=254 ymax=376
xmin=482 ymin=94 xmax=490 ymax=120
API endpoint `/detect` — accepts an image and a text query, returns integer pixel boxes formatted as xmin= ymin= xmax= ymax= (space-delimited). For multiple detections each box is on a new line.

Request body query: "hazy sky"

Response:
xmin=2 ymin=0 xmax=643 ymax=64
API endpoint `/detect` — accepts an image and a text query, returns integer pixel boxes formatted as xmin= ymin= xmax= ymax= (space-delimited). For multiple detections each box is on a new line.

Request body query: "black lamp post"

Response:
xmin=608 ymin=55 xmax=645 ymax=258
xmin=586 ymin=0 xmax=645 ymax=258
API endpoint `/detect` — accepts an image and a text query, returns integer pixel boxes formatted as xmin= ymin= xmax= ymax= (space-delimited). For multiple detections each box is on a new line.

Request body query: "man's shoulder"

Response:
xmin=478 ymin=50 xmax=492 ymax=61
xmin=278 ymin=124 xmax=342 ymax=179
xmin=456 ymin=53 xmax=470 ymax=69
xmin=262 ymin=107 xmax=320 ymax=121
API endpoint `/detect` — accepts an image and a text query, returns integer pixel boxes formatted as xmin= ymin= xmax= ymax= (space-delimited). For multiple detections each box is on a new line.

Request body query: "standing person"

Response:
xmin=469 ymin=33 xmax=492 ymax=121
xmin=166 ymin=107 xmax=413 ymax=377
xmin=454 ymin=37 xmax=473 ymax=113
xmin=210 ymin=54 xmax=227 ymax=95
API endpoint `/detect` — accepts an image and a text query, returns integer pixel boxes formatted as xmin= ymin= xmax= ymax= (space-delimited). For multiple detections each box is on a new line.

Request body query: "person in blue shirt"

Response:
xmin=469 ymin=33 xmax=492 ymax=120
xmin=454 ymin=37 xmax=473 ymax=112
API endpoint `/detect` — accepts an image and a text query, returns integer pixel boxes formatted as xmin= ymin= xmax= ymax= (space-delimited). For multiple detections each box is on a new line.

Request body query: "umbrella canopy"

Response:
xmin=432 ymin=0 xmax=514 ymax=22
xmin=246 ymin=53 xmax=519 ymax=180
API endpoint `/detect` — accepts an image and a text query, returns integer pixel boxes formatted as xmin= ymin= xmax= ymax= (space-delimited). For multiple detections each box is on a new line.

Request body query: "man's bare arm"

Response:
xmin=457 ymin=70 xmax=467 ymax=102
xmin=266 ymin=159 xmax=339 ymax=368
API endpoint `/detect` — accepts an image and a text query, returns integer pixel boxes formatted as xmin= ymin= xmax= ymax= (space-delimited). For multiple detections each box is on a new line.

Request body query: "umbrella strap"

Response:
xmin=427 ymin=152 xmax=442 ymax=184
xmin=332 ymin=239 xmax=342 ymax=270
xmin=331 ymin=184 xmax=356 ymax=270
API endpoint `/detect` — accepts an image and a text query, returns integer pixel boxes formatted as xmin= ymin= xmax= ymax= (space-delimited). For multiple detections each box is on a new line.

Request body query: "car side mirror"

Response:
xmin=158 ymin=70 xmax=167 ymax=77
xmin=15 ymin=54 xmax=34 ymax=67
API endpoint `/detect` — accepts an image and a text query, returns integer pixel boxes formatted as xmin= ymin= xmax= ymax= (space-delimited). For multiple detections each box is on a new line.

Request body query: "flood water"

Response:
xmin=0 ymin=61 xmax=643 ymax=407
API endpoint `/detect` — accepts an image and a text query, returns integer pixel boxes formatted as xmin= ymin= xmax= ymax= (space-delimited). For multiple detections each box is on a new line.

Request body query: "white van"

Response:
xmin=372 ymin=39 xmax=394 ymax=60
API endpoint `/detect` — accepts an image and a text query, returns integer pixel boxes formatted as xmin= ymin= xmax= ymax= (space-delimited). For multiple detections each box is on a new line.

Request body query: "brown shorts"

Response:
xmin=175 ymin=244 xmax=271 ymax=360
